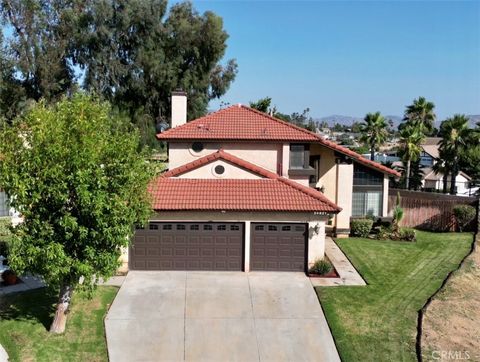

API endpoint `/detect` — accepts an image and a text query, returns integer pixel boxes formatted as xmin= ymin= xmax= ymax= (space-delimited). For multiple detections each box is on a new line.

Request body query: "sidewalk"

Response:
xmin=0 ymin=274 xmax=45 ymax=296
xmin=310 ymin=237 xmax=366 ymax=287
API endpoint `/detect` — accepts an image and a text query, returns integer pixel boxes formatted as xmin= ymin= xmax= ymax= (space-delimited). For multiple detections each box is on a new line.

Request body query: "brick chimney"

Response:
xmin=171 ymin=90 xmax=187 ymax=128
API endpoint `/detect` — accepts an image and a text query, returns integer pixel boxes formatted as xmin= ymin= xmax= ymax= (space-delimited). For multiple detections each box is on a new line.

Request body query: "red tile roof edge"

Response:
xmin=160 ymin=149 xmax=342 ymax=213
xmin=156 ymin=104 xmax=317 ymax=141
xmin=157 ymin=104 xmax=400 ymax=177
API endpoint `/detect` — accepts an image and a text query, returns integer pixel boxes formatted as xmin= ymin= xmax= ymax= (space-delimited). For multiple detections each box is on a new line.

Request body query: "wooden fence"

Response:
xmin=388 ymin=189 xmax=478 ymax=231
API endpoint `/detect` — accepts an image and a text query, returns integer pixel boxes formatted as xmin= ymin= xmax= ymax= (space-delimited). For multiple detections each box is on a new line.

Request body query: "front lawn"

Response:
xmin=317 ymin=231 xmax=473 ymax=361
xmin=0 ymin=286 xmax=118 ymax=362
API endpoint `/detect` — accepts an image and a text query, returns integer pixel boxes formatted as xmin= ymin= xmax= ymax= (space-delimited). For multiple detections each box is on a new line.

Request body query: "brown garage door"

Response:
xmin=250 ymin=223 xmax=307 ymax=272
xmin=130 ymin=222 xmax=244 ymax=271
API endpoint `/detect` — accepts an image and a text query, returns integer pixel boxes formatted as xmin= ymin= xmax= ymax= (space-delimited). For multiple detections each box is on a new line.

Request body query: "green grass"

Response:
xmin=0 ymin=286 xmax=118 ymax=362
xmin=317 ymin=231 xmax=473 ymax=362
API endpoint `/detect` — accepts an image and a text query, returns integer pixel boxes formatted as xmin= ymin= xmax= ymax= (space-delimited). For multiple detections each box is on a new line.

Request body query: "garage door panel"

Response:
xmin=251 ymin=223 xmax=306 ymax=272
xmin=131 ymin=222 xmax=243 ymax=271
xmin=161 ymin=248 xmax=173 ymax=256
xmin=133 ymin=247 xmax=146 ymax=256
xmin=174 ymin=248 xmax=187 ymax=257
xmin=228 ymin=249 xmax=241 ymax=257
xmin=146 ymin=248 xmax=159 ymax=256
xmin=162 ymin=235 xmax=174 ymax=243
xmin=188 ymin=248 xmax=201 ymax=257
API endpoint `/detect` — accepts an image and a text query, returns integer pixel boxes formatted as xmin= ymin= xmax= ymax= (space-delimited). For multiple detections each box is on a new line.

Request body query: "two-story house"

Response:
xmin=128 ymin=92 xmax=399 ymax=273
xmin=420 ymin=138 xmax=473 ymax=195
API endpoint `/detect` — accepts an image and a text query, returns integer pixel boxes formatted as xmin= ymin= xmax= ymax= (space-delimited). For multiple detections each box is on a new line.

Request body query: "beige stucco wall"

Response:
xmin=150 ymin=211 xmax=328 ymax=223
xmin=177 ymin=160 xmax=261 ymax=179
xmin=288 ymin=175 xmax=310 ymax=187
xmin=308 ymin=220 xmax=326 ymax=267
xmin=310 ymin=144 xmax=352 ymax=235
xmin=281 ymin=143 xmax=289 ymax=177
xmin=171 ymin=94 xmax=187 ymax=128
xmin=335 ymin=162 xmax=353 ymax=235
xmin=169 ymin=142 xmax=281 ymax=173
xmin=312 ymin=145 xmax=337 ymax=203
xmin=383 ymin=174 xmax=389 ymax=216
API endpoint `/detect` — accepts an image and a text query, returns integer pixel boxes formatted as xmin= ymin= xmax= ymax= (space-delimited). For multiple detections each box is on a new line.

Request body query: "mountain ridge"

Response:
xmin=315 ymin=114 xmax=480 ymax=129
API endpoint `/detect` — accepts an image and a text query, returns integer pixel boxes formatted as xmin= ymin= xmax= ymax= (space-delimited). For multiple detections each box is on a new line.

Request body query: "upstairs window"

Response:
xmin=352 ymin=164 xmax=384 ymax=217
xmin=290 ymin=144 xmax=310 ymax=169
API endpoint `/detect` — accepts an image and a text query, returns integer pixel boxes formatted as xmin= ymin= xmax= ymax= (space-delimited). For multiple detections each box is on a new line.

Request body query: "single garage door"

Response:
xmin=130 ymin=222 xmax=244 ymax=271
xmin=250 ymin=223 xmax=307 ymax=272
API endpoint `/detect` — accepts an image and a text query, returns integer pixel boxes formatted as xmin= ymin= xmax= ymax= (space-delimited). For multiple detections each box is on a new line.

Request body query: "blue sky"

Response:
xmin=188 ymin=0 xmax=480 ymax=119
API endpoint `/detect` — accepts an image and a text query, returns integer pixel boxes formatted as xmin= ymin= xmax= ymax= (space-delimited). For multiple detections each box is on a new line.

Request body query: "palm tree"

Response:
xmin=432 ymin=158 xmax=449 ymax=194
xmin=403 ymin=97 xmax=436 ymax=134
xmin=439 ymin=115 xmax=470 ymax=194
xmin=399 ymin=125 xmax=425 ymax=189
xmin=359 ymin=112 xmax=389 ymax=161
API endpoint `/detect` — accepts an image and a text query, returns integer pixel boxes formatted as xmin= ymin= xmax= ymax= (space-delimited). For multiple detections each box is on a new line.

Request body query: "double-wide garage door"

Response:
xmin=130 ymin=222 xmax=307 ymax=272
xmin=130 ymin=222 xmax=244 ymax=271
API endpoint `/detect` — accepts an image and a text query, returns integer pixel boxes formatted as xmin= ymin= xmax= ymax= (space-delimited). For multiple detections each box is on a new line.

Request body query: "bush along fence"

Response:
xmin=415 ymin=198 xmax=479 ymax=361
xmin=388 ymin=189 xmax=478 ymax=231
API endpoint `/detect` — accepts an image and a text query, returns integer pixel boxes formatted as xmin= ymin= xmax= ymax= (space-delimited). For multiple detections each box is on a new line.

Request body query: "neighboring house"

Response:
xmin=128 ymin=92 xmax=399 ymax=273
xmin=419 ymin=138 xmax=474 ymax=195
xmin=0 ymin=189 xmax=22 ymax=224
xmin=0 ymin=190 xmax=9 ymax=217
xmin=419 ymin=137 xmax=441 ymax=167
xmin=422 ymin=169 xmax=473 ymax=196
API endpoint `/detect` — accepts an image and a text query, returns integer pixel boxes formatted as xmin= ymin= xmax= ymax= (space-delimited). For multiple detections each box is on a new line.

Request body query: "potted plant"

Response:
xmin=2 ymin=269 xmax=18 ymax=285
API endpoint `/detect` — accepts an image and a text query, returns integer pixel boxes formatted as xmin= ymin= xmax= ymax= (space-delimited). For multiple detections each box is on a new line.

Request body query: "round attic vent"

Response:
xmin=214 ymin=165 xmax=225 ymax=175
xmin=191 ymin=142 xmax=204 ymax=153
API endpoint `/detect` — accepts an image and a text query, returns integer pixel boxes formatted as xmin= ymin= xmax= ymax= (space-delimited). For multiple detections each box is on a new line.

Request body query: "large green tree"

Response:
xmin=359 ymin=112 xmax=389 ymax=161
xmin=249 ymin=96 xmax=317 ymax=131
xmin=0 ymin=0 xmax=77 ymax=111
xmin=249 ymin=97 xmax=273 ymax=114
xmin=0 ymin=0 xmax=237 ymax=146
xmin=0 ymin=94 xmax=152 ymax=333
xmin=457 ymin=122 xmax=480 ymax=182
xmin=439 ymin=115 xmax=471 ymax=194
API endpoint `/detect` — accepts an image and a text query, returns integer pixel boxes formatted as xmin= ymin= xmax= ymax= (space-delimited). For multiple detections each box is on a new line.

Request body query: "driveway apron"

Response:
xmin=105 ymin=271 xmax=340 ymax=362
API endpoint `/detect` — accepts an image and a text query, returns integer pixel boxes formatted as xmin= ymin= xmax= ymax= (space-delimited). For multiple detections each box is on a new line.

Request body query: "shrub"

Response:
xmin=377 ymin=226 xmax=393 ymax=240
xmin=309 ymin=258 xmax=333 ymax=275
xmin=392 ymin=192 xmax=404 ymax=234
xmin=399 ymin=228 xmax=416 ymax=242
xmin=351 ymin=219 xmax=374 ymax=237
xmin=453 ymin=205 xmax=476 ymax=232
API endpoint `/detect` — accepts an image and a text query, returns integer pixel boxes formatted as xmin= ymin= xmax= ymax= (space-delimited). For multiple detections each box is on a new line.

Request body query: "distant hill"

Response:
xmin=316 ymin=115 xmax=402 ymax=128
xmin=315 ymin=114 xmax=479 ymax=129
xmin=467 ymin=115 xmax=480 ymax=128
xmin=316 ymin=115 xmax=362 ymax=126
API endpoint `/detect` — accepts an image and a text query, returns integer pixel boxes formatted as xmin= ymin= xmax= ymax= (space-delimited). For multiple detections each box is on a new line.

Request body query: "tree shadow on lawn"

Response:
xmin=0 ymin=287 xmax=57 ymax=330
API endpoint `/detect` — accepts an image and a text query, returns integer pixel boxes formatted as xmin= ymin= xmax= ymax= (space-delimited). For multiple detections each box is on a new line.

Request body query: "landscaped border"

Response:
xmin=415 ymin=198 xmax=479 ymax=361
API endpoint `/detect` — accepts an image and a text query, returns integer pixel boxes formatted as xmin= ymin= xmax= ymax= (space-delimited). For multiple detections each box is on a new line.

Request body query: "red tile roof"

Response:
xmin=157 ymin=104 xmax=319 ymax=142
xmin=157 ymin=105 xmax=400 ymax=177
xmin=318 ymin=138 xmax=402 ymax=177
xmin=149 ymin=150 xmax=341 ymax=213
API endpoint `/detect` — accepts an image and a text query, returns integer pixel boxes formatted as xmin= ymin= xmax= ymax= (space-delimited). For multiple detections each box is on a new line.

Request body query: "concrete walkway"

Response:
xmin=0 ymin=344 xmax=8 ymax=362
xmin=0 ymin=274 xmax=45 ymax=296
xmin=310 ymin=237 xmax=366 ymax=287
xmin=105 ymin=271 xmax=340 ymax=362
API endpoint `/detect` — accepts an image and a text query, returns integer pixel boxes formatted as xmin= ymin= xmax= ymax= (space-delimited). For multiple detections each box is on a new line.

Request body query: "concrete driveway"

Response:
xmin=105 ymin=271 xmax=340 ymax=362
